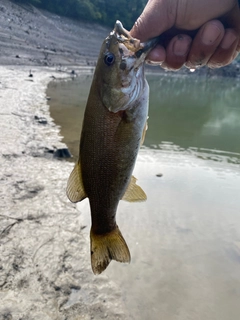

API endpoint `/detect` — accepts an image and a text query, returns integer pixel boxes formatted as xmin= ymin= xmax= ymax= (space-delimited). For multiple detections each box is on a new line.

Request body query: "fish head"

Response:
xmin=96 ymin=20 xmax=158 ymax=113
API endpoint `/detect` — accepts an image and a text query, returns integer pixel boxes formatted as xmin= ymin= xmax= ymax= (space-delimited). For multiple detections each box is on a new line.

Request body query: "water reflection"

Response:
xmin=48 ymin=76 xmax=91 ymax=160
xmin=48 ymin=73 xmax=240 ymax=320
xmin=146 ymin=75 xmax=240 ymax=154
xmin=76 ymin=145 xmax=240 ymax=320
xmin=49 ymin=74 xmax=240 ymax=160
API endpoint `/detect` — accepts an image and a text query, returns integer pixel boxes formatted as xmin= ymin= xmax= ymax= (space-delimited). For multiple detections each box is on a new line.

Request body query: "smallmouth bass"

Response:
xmin=67 ymin=21 xmax=158 ymax=274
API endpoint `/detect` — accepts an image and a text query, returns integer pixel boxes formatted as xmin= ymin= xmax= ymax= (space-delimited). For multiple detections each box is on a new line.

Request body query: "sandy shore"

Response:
xmin=0 ymin=66 xmax=130 ymax=320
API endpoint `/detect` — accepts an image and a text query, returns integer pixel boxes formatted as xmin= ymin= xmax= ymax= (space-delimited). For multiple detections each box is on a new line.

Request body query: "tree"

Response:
xmin=12 ymin=0 xmax=147 ymax=29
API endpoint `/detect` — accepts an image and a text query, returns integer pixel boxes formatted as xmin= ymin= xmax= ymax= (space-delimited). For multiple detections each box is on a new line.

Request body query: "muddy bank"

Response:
xmin=0 ymin=0 xmax=110 ymax=67
xmin=0 ymin=66 xmax=130 ymax=320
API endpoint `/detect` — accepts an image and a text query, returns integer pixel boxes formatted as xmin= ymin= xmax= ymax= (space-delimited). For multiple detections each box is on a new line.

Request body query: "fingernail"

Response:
xmin=173 ymin=36 xmax=190 ymax=56
xmin=233 ymin=51 xmax=239 ymax=59
xmin=201 ymin=23 xmax=221 ymax=45
xmin=221 ymin=32 xmax=237 ymax=49
xmin=146 ymin=60 xmax=161 ymax=65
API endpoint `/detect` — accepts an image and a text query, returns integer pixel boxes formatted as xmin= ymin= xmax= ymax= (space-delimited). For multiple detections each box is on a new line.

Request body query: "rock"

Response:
xmin=53 ymin=148 xmax=72 ymax=159
xmin=156 ymin=173 xmax=163 ymax=177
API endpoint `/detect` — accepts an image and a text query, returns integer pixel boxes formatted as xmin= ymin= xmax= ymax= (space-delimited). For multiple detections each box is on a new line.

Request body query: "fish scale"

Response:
xmin=66 ymin=20 xmax=159 ymax=274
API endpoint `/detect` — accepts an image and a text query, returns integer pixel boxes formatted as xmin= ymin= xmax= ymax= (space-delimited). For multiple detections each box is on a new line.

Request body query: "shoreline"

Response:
xmin=0 ymin=65 xmax=129 ymax=320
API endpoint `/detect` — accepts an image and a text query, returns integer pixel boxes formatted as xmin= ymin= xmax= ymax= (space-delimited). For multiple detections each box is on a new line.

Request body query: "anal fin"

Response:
xmin=122 ymin=175 xmax=147 ymax=202
xmin=66 ymin=161 xmax=87 ymax=203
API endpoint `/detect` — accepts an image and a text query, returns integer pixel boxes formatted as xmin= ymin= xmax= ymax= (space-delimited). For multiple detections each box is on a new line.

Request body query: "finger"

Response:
xmin=161 ymin=34 xmax=192 ymax=70
xmin=233 ymin=51 xmax=239 ymax=59
xmin=130 ymin=0 xmax=177 ymax=41
xmin=186 ymin=20 xmax=225 ymax=68
xmin=236 ymin=38 xmax=240 ymax=53
xmin=218 ymin=2 xmax=240 ymax=55
xmin=146 ymin=45 xmax=166 ymax=65
xmin=207 ymin=29 xmax=239 ymax=67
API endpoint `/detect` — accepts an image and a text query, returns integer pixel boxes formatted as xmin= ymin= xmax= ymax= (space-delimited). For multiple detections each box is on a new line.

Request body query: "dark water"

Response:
xmin=48 ymin=74 xmax=240 ymax=320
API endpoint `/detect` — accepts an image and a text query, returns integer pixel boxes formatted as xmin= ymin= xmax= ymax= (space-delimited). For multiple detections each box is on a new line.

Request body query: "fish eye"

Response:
xmin=104 ymin=53 xmax=115 ymax=66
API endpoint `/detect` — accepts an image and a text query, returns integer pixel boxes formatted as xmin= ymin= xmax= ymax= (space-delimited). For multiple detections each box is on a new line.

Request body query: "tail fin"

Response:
xmin=90 ymin=226 xmax=131 ymax=275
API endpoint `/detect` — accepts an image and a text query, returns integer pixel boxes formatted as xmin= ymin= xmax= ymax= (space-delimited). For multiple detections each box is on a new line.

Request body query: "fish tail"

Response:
xmin=90 ymin=226 xmax=131 ymax=275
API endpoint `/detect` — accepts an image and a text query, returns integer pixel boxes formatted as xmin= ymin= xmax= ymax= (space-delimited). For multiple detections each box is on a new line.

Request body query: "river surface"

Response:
xmin=48 ymin=73 xmax=240 ymax=320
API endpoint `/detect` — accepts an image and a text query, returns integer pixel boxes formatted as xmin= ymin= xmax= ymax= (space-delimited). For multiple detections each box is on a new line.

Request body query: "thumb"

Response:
xmin=130 ymin=0 xmax=177 ymax=41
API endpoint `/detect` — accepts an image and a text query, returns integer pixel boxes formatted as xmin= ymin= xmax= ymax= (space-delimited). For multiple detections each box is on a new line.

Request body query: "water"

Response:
xmin=48 ymin=74 xmax=240 ymax=320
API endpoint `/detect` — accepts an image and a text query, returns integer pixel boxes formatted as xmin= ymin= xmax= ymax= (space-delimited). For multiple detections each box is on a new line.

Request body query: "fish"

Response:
xmin=66 ymin=20 xmax=158 ymax=275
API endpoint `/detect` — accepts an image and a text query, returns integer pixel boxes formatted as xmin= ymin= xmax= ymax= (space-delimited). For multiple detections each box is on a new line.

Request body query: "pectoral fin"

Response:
xmin=66 ymin=161 xmax=87 ymax=203
xmin=122 ymin=176 xmax=147 ymax=202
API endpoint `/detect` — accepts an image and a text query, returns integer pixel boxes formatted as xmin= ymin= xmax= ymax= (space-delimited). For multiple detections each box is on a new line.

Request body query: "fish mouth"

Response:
xmin=113 ymin=20 xmax=142 ymax=53
xmin=113 ymin=20 xmax=159 ymax=59
xmin=135 ymin=37 xmax=160 ymax=58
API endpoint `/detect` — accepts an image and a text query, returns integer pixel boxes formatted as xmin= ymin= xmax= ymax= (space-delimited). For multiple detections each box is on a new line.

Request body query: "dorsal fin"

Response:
xmin=66 ymin=161 xmax=87 ymax=203
xmin=122 ymin=176 xmax=147 ymax=202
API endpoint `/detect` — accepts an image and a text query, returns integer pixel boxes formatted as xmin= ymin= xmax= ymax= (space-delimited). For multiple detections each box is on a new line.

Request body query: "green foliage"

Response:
xmin=95 ymin=0 xmax=147 ymax=29
xmin=14 ymin=0 xmax=147 ymax=30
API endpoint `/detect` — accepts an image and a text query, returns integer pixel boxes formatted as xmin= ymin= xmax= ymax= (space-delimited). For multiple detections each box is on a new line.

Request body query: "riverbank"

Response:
xmin=0 ymin=0 xmax=239 ymax=77
xmin=0 ymin=66 xmax=130 ymax=319
xmin=0 ymin=0 xmax=109 ymax=67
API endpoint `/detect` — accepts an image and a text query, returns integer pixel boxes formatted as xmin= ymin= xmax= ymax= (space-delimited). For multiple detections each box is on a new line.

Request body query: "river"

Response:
xmin=48 ymin=73 xmax=240 ymax=320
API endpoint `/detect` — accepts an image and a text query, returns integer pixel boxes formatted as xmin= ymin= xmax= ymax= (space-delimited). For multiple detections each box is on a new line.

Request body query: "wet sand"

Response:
xmin=0 ymin=66 xmax=130 ymax=319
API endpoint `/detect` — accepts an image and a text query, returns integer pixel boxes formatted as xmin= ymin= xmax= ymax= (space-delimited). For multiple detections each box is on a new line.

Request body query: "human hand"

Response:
xmin=130 ymin=0 xmax=240 ymax=70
